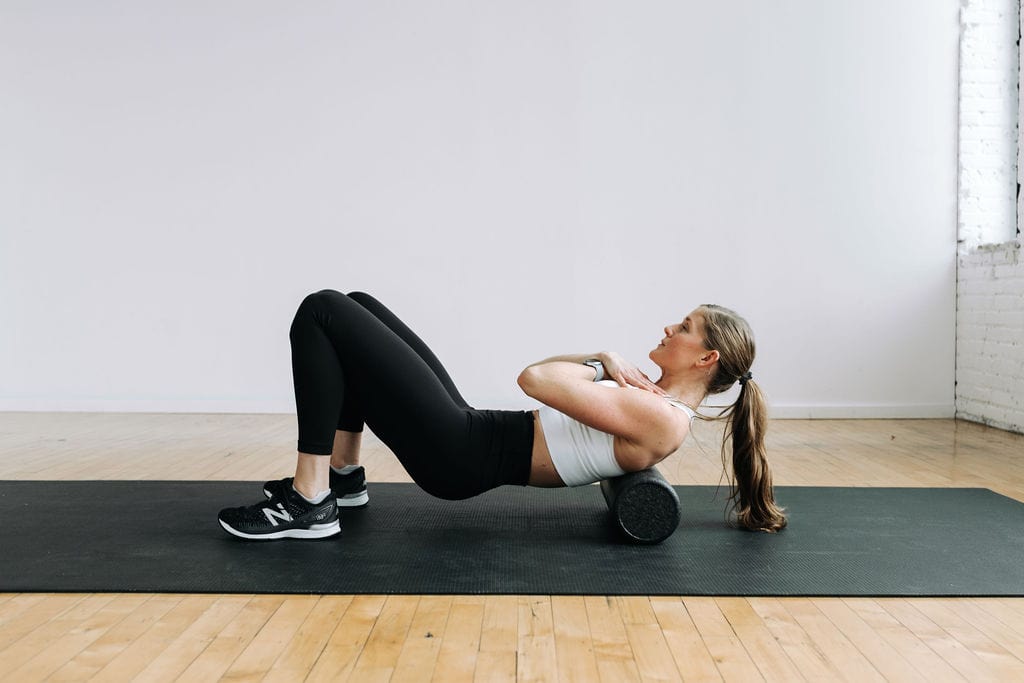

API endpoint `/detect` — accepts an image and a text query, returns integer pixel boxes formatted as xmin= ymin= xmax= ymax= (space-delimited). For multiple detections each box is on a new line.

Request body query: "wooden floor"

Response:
xmin=1 ymin=412 xmax=1023 ymax=682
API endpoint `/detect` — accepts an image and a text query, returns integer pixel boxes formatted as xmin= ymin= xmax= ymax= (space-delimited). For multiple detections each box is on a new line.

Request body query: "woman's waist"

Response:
xmin=532 ymin=406 xmax=654 ymax=477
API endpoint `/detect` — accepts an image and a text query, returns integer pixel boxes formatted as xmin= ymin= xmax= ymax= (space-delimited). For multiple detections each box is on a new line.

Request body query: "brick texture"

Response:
xmin=958 ymin=0 xmax=1018 ymax=248
xmin=956 ymin=243 xmax=1024 ymax=432
xmin=954 ymin=1 xmax=1022 ymax=434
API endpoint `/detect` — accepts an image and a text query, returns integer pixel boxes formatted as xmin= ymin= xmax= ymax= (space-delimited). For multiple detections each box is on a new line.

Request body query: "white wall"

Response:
xmin=0 ymin=1 xmax=959 ymax=418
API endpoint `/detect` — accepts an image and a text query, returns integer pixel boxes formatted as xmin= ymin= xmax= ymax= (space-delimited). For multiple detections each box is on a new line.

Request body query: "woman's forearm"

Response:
xmin=519 ymin=353 xmax=608 ymax=397
xmin=520 ymin=351 xmax=666 ymax=397
xmin=523 ymin=352 xmax=606 ymax=370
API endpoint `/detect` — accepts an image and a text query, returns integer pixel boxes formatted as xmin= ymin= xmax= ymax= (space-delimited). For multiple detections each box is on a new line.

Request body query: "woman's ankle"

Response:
xmin=294 ymin=453 xmax=331 ymax=499
xmin=330 ymin=430 xmax=363 ymax=469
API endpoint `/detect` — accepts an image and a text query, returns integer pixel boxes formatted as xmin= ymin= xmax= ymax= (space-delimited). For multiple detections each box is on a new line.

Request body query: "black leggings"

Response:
xmin=289 ymin=289 xmax=535 ymax=500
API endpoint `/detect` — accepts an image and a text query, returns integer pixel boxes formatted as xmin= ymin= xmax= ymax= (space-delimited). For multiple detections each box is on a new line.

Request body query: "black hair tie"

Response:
xmin=738 ymin=371 xmax=753 ymax=386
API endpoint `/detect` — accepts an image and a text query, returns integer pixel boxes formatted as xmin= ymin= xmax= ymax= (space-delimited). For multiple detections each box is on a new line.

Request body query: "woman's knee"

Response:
xmin=311 ymin=288 xmax=345 ymax=303
xmin=345 ymin=291 xmax=376 ymax=308
xmin=296 ymin=289 xmax=346 ymax=313
xmin=291 ymin=289 xmax=344 ymax=338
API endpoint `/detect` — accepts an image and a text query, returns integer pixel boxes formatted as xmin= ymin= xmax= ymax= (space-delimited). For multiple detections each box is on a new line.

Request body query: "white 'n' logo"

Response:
xmin=263 ymin=504 xmax=292 ymax=526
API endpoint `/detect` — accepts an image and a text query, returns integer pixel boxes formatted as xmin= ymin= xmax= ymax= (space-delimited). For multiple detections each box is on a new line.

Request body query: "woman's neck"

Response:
xmin=655 ymin=373 xmax=707 ymax=410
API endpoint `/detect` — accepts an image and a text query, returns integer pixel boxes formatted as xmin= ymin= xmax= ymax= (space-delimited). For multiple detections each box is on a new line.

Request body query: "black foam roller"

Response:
xmin=600 ymin=467 xmax=681 ymax=544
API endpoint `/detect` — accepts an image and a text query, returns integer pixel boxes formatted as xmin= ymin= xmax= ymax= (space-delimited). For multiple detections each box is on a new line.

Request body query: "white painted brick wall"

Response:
xmin=958 ymin=0 xmax=1018 ymax=248
xmin=956 ymin=243 xmax=1024 ymax=432
xmin=954 ymin=0 xmax=1023 ymax=434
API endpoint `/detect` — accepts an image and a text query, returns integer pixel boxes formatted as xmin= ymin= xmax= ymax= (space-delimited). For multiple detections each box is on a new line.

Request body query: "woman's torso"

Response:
xmin=527 ymin=383 xmax=694 ymax=487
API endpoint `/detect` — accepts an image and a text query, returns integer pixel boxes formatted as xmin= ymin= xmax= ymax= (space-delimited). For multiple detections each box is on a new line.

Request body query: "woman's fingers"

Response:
xmin=599 ymin=353 xmax=666 ymax=396
xmin=616 ymin=369 xmax=667 ymax=395
xmin=639 ymin=372 xmax=668 ymax=395
xmin=636 ymin=376 xmax=668 ymax=396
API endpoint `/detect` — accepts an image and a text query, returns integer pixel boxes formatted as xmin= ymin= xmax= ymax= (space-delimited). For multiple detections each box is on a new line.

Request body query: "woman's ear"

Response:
xmin=698 ymin=349 xmax=719 ymax=367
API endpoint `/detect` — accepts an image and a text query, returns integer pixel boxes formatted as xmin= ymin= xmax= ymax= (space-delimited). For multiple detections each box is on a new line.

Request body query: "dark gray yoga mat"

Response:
xmin=1 ymin=481 xmax=1022 ymax=596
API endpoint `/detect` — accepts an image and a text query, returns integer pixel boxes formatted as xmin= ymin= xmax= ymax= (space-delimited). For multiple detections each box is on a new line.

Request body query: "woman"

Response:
xmin=218 ymin=289 xmax=787 ymax=539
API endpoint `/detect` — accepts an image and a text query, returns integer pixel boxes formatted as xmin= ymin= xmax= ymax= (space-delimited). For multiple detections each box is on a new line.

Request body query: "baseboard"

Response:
xmin=0 ymin=398 xmax=293 ymax=414
xmin=766 ymin=404 xmax=955 ymax=419
xmin=1 ymin=400 xmax=957 ymax=420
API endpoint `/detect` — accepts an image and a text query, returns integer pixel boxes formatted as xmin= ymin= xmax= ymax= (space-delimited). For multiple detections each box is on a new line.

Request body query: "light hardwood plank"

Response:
xmin=551 ymin=595 xmax=600 ymax=683
xmin=585 ymin=595 xmax=642 ymax=682
xmin=906 ymin=598 xmax=1024 ymax=680
xmin=842 ymin=598 xmax=966 ymax=681
xmin=618 ymin=596 xmax=683 ymax=682
xmin=517 ymin=595 xmax=558 ymax=683
xmin=263 ymin=595 xmax=355 ymax=682
xmin=305 ymin=594 xmax=386 ymax=683
xmin=683 ymin=597 xmax=763 ymax=681
xmin=90 ymin=595 xmax=216 ymax=682
xmin=953 ymin=599 xmax=1024 ymax=661
xmin=474 ymin=594 xmax=519 ymax=683
xmin=716 ymin=597 xmax=802 ymax=682
xmin=975 ymin=598 xmax=1024 ymax=639
xmin=0 ymin=594 xmax=46 ymax=628
xmin=810 ymin=598 xmax=924 ymax=682
xmin=391 ymin=595 xmax=452 ymax=683
xmin=131 ymin=595 xmax=251 ymax=682
xmin=748 ymin=598 xmax=844 ymax=681
xmin=3 ymin=593 xmax=138 ymax=682
xmin=346 ymin=594 xmax=420 ymax=682
xmin=781 ymin=598 xmax=885 ymax=682
xmin=433 ymin=597 xmax=485 ymax=683
xmin=0 ymin=593 xmax=86 ymax=653
xmin=48 ymin=594 xmax=177 ymax=682
xmin=219 ymin=594 xmax=320 ymax=682
xmin=176 ymin=595 xmax=287 ymax=683
xmin=881 ymin=599 xmax=995 ymax=681
xmin=650 ymin=597 xmax=721 ymax=682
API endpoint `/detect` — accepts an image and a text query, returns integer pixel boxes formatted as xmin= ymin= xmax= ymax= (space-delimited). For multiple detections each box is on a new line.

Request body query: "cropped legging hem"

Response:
xmin=289 ymin=289 xmax=535 ymax=501
xmin=295 ymin=440 xmax=334 ymax=456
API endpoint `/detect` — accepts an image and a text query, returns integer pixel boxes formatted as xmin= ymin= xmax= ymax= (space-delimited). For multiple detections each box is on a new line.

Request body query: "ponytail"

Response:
xmin=697 ymin=304 xmax=786 ymax=533
xmin=718 ymin=379 xmax=787 ymax=532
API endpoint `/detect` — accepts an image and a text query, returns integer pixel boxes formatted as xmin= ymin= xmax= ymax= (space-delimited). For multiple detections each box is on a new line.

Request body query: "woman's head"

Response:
xmin=697 ymin=304 xmax=756 ymax=395
xmin=649 ymin=304 xmax=755 ymax=396
xmin=649 ymin=309 xmax=718 ymax=376
xmin=686 ymin=303 xmax=787 ymax=533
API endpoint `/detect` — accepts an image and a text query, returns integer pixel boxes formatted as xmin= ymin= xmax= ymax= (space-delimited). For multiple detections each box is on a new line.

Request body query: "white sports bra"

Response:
xmin=537 ymin=380 xmax=696 ymax=487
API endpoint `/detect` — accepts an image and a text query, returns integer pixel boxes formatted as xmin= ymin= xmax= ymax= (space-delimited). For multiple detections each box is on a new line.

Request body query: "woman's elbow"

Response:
xmin=518 ymin=365 xmax=550 ymax=397
xmin=617 ymin=450 xmax=665 ymax=473
xmin=517 ymin=367 xmax=537 ymax=393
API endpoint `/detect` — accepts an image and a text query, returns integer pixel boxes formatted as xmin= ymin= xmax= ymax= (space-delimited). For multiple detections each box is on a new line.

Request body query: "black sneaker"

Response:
xmin=263 ymin=466 xmax=369 ymax=508
xmin=218 ymin=485 xmax=340 ymax=540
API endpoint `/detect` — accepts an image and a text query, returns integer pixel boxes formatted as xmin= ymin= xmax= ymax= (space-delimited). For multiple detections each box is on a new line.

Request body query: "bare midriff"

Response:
xmin=527 ymin=409 xmax=565 ymax=487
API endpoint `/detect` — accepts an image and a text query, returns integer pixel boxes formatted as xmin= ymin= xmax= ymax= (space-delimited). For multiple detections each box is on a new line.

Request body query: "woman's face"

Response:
xmin=649 ymin=308 xmax=711 ymax=369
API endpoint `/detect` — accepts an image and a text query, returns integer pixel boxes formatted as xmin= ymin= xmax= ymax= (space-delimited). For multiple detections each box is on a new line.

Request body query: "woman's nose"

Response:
xmin=664 ymin=326 xmax=672 ymax=337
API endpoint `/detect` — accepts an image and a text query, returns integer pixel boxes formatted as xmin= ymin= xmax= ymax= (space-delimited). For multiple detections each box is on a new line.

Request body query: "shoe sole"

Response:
xmin=338 ymin=491 xmax=369 ymax=507
xmin=218 ymin=519 xmax=341 ymax=540
xmin=263 ymin=488 xmax=369 ymax=508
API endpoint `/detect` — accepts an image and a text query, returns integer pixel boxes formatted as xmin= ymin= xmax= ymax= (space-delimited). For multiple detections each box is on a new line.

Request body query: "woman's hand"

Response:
xmin=598 ymin=351 xmax=667 ymax=396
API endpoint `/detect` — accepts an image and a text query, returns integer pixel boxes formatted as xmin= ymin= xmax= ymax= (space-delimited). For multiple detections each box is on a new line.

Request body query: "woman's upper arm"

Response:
xmin=518 ymin=362 xmax=681 ymax=455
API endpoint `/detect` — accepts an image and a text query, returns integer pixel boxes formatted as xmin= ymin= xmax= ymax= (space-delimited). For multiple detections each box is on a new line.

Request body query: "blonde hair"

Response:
xmin=698 ymin=304 xmax=787 ymax=533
